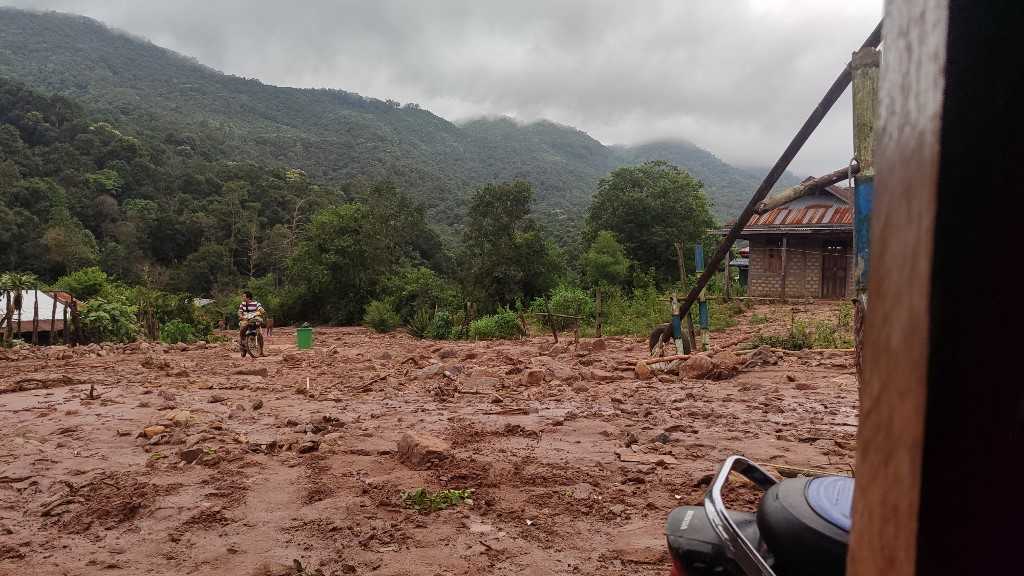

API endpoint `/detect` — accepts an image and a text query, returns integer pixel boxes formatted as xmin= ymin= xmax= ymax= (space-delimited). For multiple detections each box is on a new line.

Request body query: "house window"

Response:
xmin=764 ymin=239 xmax=783 ymax=273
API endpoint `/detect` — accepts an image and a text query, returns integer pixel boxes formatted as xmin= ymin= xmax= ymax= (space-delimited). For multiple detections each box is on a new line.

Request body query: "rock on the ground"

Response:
xmin=233 ymin=366 xmax=268 ymax=377
xmin=591 ymin=338 xmax=608 ymax=352
xmin=531 ymin=356 xmax=578 ymax=381
xmin=297 ymin=439 xmax=321 ymax=454
xmin=397 ymin=432 xmax=451 ymax=470
xmin=167 ymin=409 xmax=191 ymax=427
xmin=179 ymin=446 xmax=203 ymax=463
xmin=634 ymin=361 xmax=653 ymax=380
xmin=143 ymin=425 xmax=166 ymax=438
xmin=416 ymin=363 xmax=444 ymax=380
xmin=589 ymin=368 xmax=622 ymax=382
xmin=464 ymin=376 xmax=499 ymax=389
xmin=795 ymin=382 xmax=818 ymax=391
xmin=521 ymin=368 xmax=545 ymax=387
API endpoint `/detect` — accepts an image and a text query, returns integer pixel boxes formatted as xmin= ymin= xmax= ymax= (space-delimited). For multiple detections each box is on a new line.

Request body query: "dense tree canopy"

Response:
xmin=460 ymin=182 xmax=563 ymax=311
xmin=585 ymin=161 xmax=715 ymax=282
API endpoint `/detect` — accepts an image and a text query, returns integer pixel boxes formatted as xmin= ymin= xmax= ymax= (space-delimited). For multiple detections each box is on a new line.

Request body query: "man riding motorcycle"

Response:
xmin=238 ymin=291 xmax=266 ymax=356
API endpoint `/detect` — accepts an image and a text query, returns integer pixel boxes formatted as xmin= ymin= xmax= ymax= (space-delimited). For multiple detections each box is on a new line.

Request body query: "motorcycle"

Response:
xmin=666 ymin=455 xmax=853 ymax=576
xmin=240 ymin=317 xmax=264 ymax=359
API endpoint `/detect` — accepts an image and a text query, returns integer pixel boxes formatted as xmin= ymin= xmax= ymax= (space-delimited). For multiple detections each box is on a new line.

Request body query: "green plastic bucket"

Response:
xmin=296 ymin=326 xmax=313 ymax=350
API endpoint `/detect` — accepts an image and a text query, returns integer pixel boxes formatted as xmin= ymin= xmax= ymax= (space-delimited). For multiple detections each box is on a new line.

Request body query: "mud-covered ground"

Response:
xmin=0 ymin=303 xmax=857 ymax=576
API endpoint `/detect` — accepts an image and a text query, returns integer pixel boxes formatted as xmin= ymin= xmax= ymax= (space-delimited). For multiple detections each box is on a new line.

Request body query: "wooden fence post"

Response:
xmin=31 ymin=288 xmax=39 ymax=345
xmin=50 ymin=292 xmax=58 ymax=345
xmin=673 ymin=242 xmax=696 ymax=351
xmin=594 ymin=287 xmax=603 ymax=338
xmin=723 ymin=252 xmax=732 ymax=301
xmin=543 ymin=299 xmax=558 ymax=344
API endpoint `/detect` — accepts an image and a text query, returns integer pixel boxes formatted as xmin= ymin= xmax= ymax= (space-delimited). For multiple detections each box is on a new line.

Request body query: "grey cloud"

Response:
xmin=4 ymin=0 xmax=882 ymax=175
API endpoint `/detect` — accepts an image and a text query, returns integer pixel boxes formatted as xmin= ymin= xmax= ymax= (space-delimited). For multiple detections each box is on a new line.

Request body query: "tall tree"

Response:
xmin=460 ymin=181 xmax=562 ymax=310
xmin=585 ymin=161 xmax=715 ymax=282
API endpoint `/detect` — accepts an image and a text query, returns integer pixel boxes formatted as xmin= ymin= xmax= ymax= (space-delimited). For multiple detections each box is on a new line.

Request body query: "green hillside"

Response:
xmin=0 ymin=8 xmax=798 ymax=228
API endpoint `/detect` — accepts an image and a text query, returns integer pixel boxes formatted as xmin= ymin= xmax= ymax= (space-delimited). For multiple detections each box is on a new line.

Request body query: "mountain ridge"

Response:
xmin=0 ymin=7 xmax=800 ymax=226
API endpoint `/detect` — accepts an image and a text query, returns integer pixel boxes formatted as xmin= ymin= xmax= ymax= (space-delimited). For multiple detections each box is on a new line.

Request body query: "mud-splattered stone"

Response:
xmin=397 ymin=432 xmax=450 ymax=470
xmin=521 ymin=368 xmax=545 ymax=387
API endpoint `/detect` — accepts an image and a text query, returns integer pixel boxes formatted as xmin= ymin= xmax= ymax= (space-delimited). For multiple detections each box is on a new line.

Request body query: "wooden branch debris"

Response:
xmin=755 ymin=165 xmax=860 ymax=214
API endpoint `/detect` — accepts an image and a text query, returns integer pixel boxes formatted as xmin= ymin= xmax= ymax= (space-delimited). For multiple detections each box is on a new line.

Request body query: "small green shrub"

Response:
xmin=837 ymin=301 xmax=853 ymax=329
xmin=53 ymin=266 xmax=109 ymax=300
xmin=363 ymin=300 xmax=399 ymax=333
xmin=749 ymin=318 xmax=812 ymax=351
xmin=750 ymin=313 xmax=770 ymax=325
xmin=530 ymin=284 xmax=593 ymax=332
xmin=428 ymin=310 xmax=454 ymax=340
xmin=160 ymin=319 xmax=197 ymax=344
xmin=407 ymin=307 xmax=434 ymax=339
xmin=600 ymin=286 xmax=665 ymax=336
xmin=79 ymin=297 xmax=139 ymax=343
xmin=469 ymin=307 xmax=524 ymax=340
xmin=401 ymin=488 xmax=473 ymax=513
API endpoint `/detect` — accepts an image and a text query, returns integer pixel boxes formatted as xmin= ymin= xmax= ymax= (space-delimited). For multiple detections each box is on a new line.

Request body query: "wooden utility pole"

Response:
xmin=673 ymin=242 xmax=696 ymax=351
xmin=851 ymin=43 xmax=880 ymax=381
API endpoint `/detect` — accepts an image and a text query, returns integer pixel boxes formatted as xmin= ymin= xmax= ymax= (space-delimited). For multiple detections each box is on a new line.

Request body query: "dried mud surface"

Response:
xmin=0 ymin=303 xmax=858 ymax=576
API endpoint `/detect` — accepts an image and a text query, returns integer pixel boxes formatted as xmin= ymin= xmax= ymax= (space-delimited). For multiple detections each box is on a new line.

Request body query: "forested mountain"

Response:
xmin=0 ymin=7 xmax=799 ymax=230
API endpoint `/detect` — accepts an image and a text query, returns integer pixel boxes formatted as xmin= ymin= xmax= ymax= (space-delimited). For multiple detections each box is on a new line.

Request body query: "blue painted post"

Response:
xmin=695 ymin=243 xmax=709 ymax=351
xmin=851 ymin=46 xmax=879 ymax=377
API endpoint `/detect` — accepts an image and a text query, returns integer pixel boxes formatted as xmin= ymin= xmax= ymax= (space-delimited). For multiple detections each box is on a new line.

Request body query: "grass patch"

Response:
xmin=749 ymin=313 xmax=770 ymax=325
xmin=401 ymin=488 xmax=473 ymax=513
xmin=748 ymin=315 xmax=853 ymax=350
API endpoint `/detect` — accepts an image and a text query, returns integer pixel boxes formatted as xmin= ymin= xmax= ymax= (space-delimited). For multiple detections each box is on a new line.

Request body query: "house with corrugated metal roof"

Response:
xmin=726 ymin=181 xmax=854 ymax=299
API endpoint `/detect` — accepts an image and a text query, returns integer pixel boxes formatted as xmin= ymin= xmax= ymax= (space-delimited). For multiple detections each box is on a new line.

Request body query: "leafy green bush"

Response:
xmin=529 ymin=284 xmax=593 ymax=332
xmin=53 ymin=266 xmax=108 ymax=300
xmin=383 ymin=266 xmax=457 ymax=324
xmin=79 ymin=297 xmax=139 ymax=343
xmin=837 ymin=301 xmax=853 ymax=329
xmin=160 ymin=319 xmax=197 ymax=344
xmin=407 ymin=307 xmax=434 ymax=339
xmin=749 ymin=318 xmax=812 ymax=351
xmin=401 ymin=488 xmax=473 ymax=513
xmin=600 ymin=286 xmax=665 ymax=336
xmin=428 ymin=310 xmax=454 ymax=340
xmin=363 ymin=300 xmax=400 ymax=333
xmin=469 ymin=307 xmax=524 ymax=340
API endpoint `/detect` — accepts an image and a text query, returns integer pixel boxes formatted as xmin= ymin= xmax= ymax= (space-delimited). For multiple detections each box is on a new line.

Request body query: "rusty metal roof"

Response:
xmin=721 ymin=185 xmax=853 ymax=236
xmin=747 ymin=203 xmax=853 ymax=227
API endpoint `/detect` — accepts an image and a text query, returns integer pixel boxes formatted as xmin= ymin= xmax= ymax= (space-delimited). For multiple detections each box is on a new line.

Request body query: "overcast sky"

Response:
xmin=6 ymin=0 xmax=882 ymax=176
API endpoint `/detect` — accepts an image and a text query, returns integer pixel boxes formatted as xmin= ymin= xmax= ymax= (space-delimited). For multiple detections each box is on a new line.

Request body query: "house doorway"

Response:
xmin=821 ymin=241 xmax=848 ymax=299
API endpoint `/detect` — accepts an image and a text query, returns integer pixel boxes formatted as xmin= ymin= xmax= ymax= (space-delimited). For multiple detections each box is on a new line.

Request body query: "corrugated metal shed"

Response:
xmin=0 ymin=291 xmax=68 ymax=332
